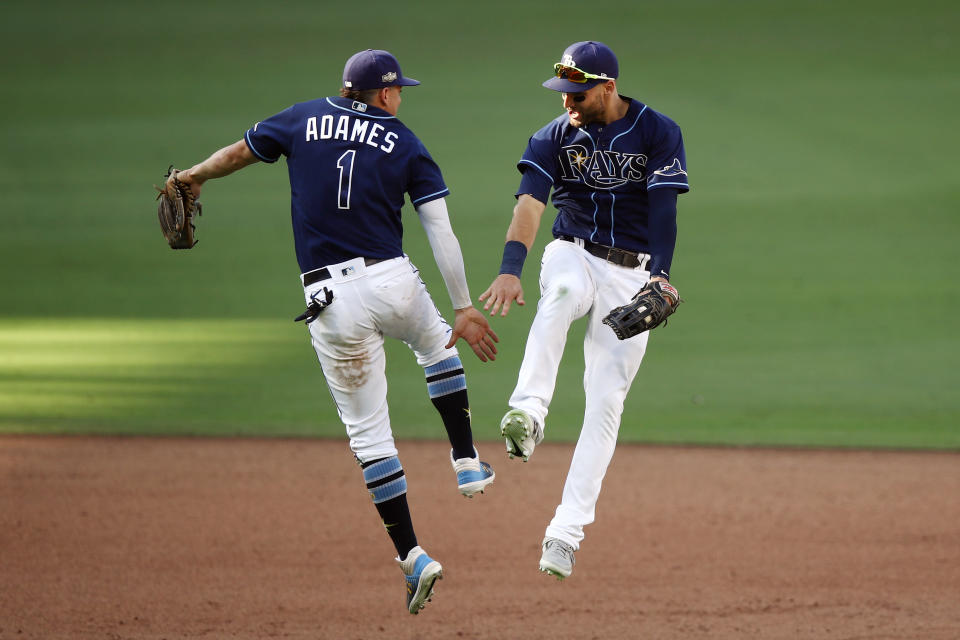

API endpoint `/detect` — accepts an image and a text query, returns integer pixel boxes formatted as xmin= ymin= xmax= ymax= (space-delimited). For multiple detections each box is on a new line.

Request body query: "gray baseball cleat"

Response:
xmin=500 ymin=409 xmax=543 ymax=462
xmin=397 ymin=546 xmax=443 ymax=614
xmin=539 ymin=537 xmax=575 ymax=580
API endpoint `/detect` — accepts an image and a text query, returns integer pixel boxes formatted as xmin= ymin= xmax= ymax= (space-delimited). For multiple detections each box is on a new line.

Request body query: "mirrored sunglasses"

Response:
xmin=553 ymin=63 xmax=609 ymax=83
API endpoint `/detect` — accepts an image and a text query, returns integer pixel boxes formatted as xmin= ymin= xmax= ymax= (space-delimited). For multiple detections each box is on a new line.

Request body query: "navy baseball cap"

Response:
xmin=542 ymin=41 xmax=618 ymax=93
xmin=343 ymin=49 xmax=420 ymax=90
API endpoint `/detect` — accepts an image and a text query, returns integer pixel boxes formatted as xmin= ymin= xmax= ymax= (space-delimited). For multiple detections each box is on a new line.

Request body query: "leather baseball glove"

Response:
xmin=155 ymin=165 xmax=201 ymax=249
xmin=602 ymin=280 xmax=681 ymax=340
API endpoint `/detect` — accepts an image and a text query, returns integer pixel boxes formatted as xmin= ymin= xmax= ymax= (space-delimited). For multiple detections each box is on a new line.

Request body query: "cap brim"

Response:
xmin=542 ymin=77 xmax=604 ymax=93
xmin=397 ymin=77 xmax=420 ymax=86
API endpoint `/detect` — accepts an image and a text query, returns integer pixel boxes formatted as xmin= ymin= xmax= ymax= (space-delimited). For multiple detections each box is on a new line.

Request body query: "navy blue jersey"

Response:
xmin=516 ymin=97 xmax=688 ymax=261
xmin=245 ymin=96 xmax=449 ymax=273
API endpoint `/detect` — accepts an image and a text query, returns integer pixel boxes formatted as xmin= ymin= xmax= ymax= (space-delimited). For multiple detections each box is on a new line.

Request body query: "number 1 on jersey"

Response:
xmin=336 ymin=150 xmax=356 ymax=210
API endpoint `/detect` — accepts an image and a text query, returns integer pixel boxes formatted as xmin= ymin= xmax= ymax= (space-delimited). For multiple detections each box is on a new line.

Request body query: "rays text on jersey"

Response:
xmin=305 ymin=114 xmax=398 ymax=154
xmin=558 ymin=144 xmax=648 ymax=190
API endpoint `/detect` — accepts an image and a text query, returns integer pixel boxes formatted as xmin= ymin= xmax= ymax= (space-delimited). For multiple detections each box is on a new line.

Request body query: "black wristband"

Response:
xmin=499 ymin=240 xmax=527 ymax=277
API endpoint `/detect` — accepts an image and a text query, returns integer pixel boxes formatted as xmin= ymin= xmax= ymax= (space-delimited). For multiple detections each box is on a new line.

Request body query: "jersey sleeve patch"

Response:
xmin=648 ymin=157 xmax=689 ymax=192
xmin=644 ymin=110 xmax=689 ymax=193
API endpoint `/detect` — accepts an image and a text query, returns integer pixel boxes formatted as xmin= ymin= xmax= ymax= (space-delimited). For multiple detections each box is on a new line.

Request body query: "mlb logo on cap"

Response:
xmin=343 ymin=49 xmax=420 ymax=90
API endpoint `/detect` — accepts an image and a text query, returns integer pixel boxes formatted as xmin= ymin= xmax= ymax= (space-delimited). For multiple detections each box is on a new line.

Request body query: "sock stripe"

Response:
xmin=366 ymin=470 xmax=404 ymax=489
xmin=427 ymin=374 xmax=466 ymax=398
xmin=362 ymin=456 xmax=402 ymax=484
xmin=425 ymin=368 xmax=464 ymax=384
xmin=369 ymin=476 xmax=407 ymax=504
xmin=425 ymin=355 xmax=467 ymax=398
xmin=424 ymin=356 xmax=464 ymax=377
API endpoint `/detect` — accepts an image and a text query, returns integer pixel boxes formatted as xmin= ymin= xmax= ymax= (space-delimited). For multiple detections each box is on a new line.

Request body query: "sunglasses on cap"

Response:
xmin=553 ymin=63 xmax=610 ymax=83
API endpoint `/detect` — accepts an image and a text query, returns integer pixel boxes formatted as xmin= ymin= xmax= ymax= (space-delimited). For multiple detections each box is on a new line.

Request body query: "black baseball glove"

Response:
xmin=602 ymin=280 xmax=681 ymax=340
xmin=155 ymin=165 xmax=201 ymax=249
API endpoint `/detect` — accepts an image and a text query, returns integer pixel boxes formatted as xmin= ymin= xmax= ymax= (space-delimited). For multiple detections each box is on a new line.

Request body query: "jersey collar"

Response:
xmin=580 ymin=96 xmax=642 ymax=137
xmin=326 ymin=96 xmax=397 ymax=119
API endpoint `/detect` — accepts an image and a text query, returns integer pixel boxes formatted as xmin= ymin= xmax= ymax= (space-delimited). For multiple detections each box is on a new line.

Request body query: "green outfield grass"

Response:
xmin=1 ymin=0 xmax=958 ymax=448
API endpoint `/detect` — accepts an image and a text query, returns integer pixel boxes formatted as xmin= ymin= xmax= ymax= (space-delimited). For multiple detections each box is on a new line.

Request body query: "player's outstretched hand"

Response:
xmin=446 ymin=306 xmax=499 ymax=362
xmin=479 ymin=274 xmax=525 ymax=317
xmin=165 ymin=168 xmax=203 ymax=201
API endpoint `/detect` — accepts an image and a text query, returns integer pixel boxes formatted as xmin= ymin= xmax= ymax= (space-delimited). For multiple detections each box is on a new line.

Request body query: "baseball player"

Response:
xmin=164 ymin=49 xmax=498 ymax=614
xmin=479 ymin=41 xmax=689 ymax=579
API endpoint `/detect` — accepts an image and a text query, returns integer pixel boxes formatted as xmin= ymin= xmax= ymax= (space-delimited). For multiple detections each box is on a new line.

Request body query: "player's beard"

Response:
xmin=566 ymin=92 xmax=605 ymax=128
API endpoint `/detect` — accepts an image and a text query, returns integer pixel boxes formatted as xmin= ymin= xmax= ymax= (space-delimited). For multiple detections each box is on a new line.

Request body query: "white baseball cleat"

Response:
xmin=539 ymin=537 xmax=575 ymax=580
xmin=450 ymin=448 xmax=495 ymax=497
xmin=500 ymin=409 xmax=543 ymax=462
xmin=397 ymin=546 xmax=443 ymax=614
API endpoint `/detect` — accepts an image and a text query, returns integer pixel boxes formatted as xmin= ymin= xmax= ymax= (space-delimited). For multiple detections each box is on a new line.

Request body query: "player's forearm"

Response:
xmin=184 ymin=140 xmax=259 ymax=184
xmin=497 ymin=195 xmax=545 ymax=278
xmin=416 ymin=198 xmax=473 ymax=310
xmin=505 ymin=194 xmax=546 ymax=249
xmin=646 ymin=187 xmax=678 ymax=280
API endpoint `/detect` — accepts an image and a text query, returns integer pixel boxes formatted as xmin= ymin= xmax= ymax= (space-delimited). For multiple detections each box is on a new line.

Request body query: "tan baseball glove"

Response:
xmin=155 ymin=165 xmax=201 ymax=249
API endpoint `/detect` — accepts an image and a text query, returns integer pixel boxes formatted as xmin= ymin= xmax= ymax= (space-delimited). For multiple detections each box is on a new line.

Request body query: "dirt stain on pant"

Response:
xmin=334 ymin=352 xmax=369 ymax=391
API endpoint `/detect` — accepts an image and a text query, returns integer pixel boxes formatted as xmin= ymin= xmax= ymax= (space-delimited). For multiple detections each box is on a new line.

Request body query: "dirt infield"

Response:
xmin=1 ymin=436 xmax=958 ymax=639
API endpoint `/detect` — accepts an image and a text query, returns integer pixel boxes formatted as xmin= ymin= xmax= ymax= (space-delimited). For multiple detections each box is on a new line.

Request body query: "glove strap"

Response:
xmin=294 ymin=287 xmax=334 ymax=324
xmin=650 ymin=281 xmax=680 ymax=306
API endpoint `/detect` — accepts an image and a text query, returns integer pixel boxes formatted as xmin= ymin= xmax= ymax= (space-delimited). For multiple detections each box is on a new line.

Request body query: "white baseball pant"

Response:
xmin=509 ymin=239 xmax=651 ymax=549
xmin=303 ymin=256 xmax=458 ymax=463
